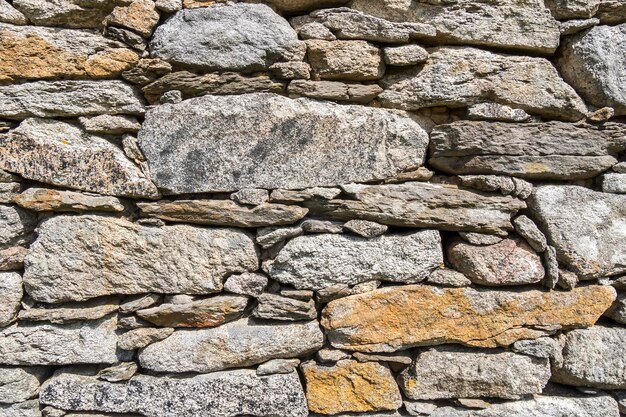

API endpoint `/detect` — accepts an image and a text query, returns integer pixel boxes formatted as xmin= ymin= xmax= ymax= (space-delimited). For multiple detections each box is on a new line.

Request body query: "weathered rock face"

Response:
xmin=14 ymin=188 xmax=125 ymax=212
xmin=18 ymin=297 xmax=119 ymax=324
xmin=150 ymin=4 xmax=304 ymax=72
xmin=12 ymin=0 xmax=128 ymax=28
xmin=0 ymin=1 xmax=28 ymax=25
xmin=557 ymin=24 xmax=626 ymax=115
xmin=139 ymin=318 xmax=324 ymax=373
xmin=429 ymin=121 xmax=625 ymax=180
xmin=0 ymin=366 xmax=44 ymax=404
xmin=379 ymin=47 xmax=587 ymax=121
xmin=529 ymin=185 xmax=626 ymax=279
xmin=321 ymin=285 xmax=615 ymax=352
xmin=0 ymin=315 xmax=122 ymax=365
xmin=306 ymin=182 xmax=526 ymax=235
xmin=0 ymin=23 xmax=137 ymax=82
xmin=398 ymin=346 xmax=550 ymax=400
xmin=40 ymin=369 xmax=309 ymax=417
xmin=552 ymin=326 xmax=626 ymax=389
xmin=350 ymin=0 xmax=560 ymax=53
xmin=138 ymin=93 xmax=429 ymax=193
xmin=0 ymin=205 xmax=35 ymax=249
xmin=0 ymin=399 xmax=41 ymax=417
xmin=0 ymin=272 xmax=22 ymax=327
xmin=24 ymin=215 xmax=258 ymax=302
xmin=306 ymin=40 xmax=384 ymax=80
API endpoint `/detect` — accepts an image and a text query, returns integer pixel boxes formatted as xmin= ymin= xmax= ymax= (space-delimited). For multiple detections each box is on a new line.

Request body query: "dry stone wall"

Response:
xmin=0 ymin=0 xmax=625 ymax=416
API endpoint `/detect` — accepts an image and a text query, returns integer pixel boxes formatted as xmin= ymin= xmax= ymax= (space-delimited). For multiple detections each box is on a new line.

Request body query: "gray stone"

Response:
xmin=230 ymin=188 xmax=269 ymax=206
xmin=427 ymin=269 xmax=472 ymax=287
xmin=12 ymin=0 xmax=128 ymax=28
xmin=0 ymin=80 xmax=144 ymax=119
xmin=121 ymin=58 xmax=171 ymax=86
xmin=270 ymin=62 xmax=311 ymax=80
xmin=280 ymin=289 xmax=314 ymax=301
xmin=40 ymin=369 xmax=308 ymax=417
xmin=0 ymin=182 xmax=21 ymax=204
xmin=268 ymin=231 xmax=442 ymax=290
xmin=316 ymin=348 xmax=350 ymax=363
xmin=343 ymin=219 xmax=388 ymax=238
xmin=384 ymin=44 xmax=428 ymax=66
xmin=512 ymin=337 xmax=557 ymax=359
xmin=253 ymin=293 xmax=317 ymax=321
xmin=352 ymin=351 xmax=412 ymax=366
xmin=513 ymin=215 xmax=548 ymax=252
xmin=256 ymin=359 xmax=300 ymax=376
xmin=458 ymin=175 xmax=527 ymax=198
xmin=430 ymin=121 xmax=624 ymax=179
xmin=139 ymin=318 xmax=324 ymax=373
xmin=118 ymin=316 xmax=150 ymax=330
xmin=105 ymin=25 xmax=147 ymax=51
xmin=601 ymin=173 xmax=626 ymax=194
xmin=96 ymin=362 xmax=137 ymax=382
xmin=138 ymin=93 xmax=429 ymax=193
xmin=0 ymin=0 xmax=28 ymax=25
xmin=543 ymin=246 xmax=560 ymax=289
xmin=0 ymin=315 xmax=122 ymax=365
xmin=257 ymin=226 xmax=303 ymax=249
xmin=14 ymin=188 xmax=125 ymax=213
xmin=24 ymin=215 xmax=258 ymax=303
xmin=287 ymin=80 xmax=382 ymax=104
xmin=154 ymin=0 xmax=180 ymax=13
xmin=399 ymin=346 xmax=550 ymax=400
xmin=458 ymin=232 xmax=503 ymax=246
xmin=270 ymin=187 xmax=341 ymax=203
xmin=150 ymin=4 xmax=304 ymax=72
xmin=614 ymin=162 xmax=626 ymax=173
xmin=0 ymin=272 xmax=21 ymax=327
xmin=0 ymin=400 xmax=41 ymax=417
xmin=528 ymin=185 xmax=626 ymax=279
xmin=597 ymin=0 xmax=626 ymax=24
xmin=605 ymin=292 xmax=626 ymax=324
xmin=306 ymin=182 xmax=526 ymax=235
xmin=119 ymin=294 xmax=160 ymax=314
xmin=557 ymin=24 xmax=626 ymax=115
xmin=557 ymin=268 xmax=579 ymax=290
xmin=0 ymin=205 xmax=34 ymax=249
xmin=223 ymin=272 xmax=268 ymax=297
xmin=351 ymin=0 xmax=559 ymax=54
xmin=297 ymin=22 xmax=336 ymax=40
xmin=79 ymin=115 xmax=141 ymax=135
xmin=18 ymin=297 xmax=119 ymax=324
xmin=118 ymin=327 xmax=174 ymax=350
xmin=267 ymin=0 xmax=347 ymax=13
xmin=559 ymin=18 xmax=600 ymax=35
xmin=552 ymin=325 xmax=626 ymax=389
xmin=545 ymin=0 xmax=601 ymax=19
xmin=467 ymin=103 xmax=532 ymax=122
xmin=306 ymin=40 xmax=384 ymax=81
xmin=0 ymin=367 xmax=44 ymax=404
xmin=380 ymin=47 xmax=586 ymax=121
xmin=405 ymin=401 xmax=438 ymax=416
xmin=301 ymin=219 xmax=343 ymax=234
xmin=0 ymin=247 xmax=28 ymax=271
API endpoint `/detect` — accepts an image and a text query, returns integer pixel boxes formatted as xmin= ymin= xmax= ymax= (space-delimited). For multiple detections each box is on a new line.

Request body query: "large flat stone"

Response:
xmin=24 ymin=215 xmax=258 ymax=303
xmin=1 ymin=119 xmax=158 ymax=198
xmin=268 ymin=231 xmax=442 ymax=290
xmin=138 ymin=93 xmax=429 ymax=193
xmin=0 ymin=315 xmax=122 ymax=365
xmin=0 ymin=23 xmax=137 ymax=82
xmin=0 ymin=400 xmax=41 ymax=417
xmin=398 ymin=346 xmax=550 ymax=400
xmin=305 ymin=182 xmax=526 ymax=235
xmin=429 ymin=121 xmax=625 ymax=180
xmin=14 ymin=188 xmax=125 ymax=212
xmin=0 ymin=271 xmax=22 ymax=327
xmin=12 ymin=0 xmax=129 ymax=28
xmin=321 ymin=285 xmax=615 ymax=352
xmin=0 ymin=367 xmax=44 ymax=403
xmin=379 ymin=47 xmax=587 ymax=121
xmin=150 ymin=3 xmax=304 ymax=72
xmin=0 ymin=80 xmax=144 ymax=119
xmin=40 ymin=369 xmax=308 ymax=417
xmin=528 ymin=185 xmax=626 ymax=279
xmin=139 ymin=318 xmax=324 ymax=373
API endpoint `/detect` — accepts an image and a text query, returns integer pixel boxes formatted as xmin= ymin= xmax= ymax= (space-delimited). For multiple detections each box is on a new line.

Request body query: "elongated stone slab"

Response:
xmin=1 ymin=119 xmax=158 ymax=198
xmin=429 ymin=121 xmax=626 ymax=180
xmin=139 ymin=318 xmax=324 ymax=372
xmin=40 ymin=369 xmax=308 ymax=417
xmin=0 ymin=271 xmax=22 ymax=327
xmin=379 ymin=47 xmax=587 ymax=121
xmin=12 ymin=0 xmax=128 ymax=28
xmin=268 ymin=231 xmax=442 ymax=290
xmin=138 ymin=93 xmax=429 ymax=193
xmin=14 ymin=188 xmax=125 ymax=212
xmin=24 ymin=215 xmax=258 ymax=303
xmin=305 ymin=182 xmax=526 ymax=235
xmin=0 ymin=315 xmax=122 ymax=365
xmin=528 ymin=185 xmax=626 ymax=279
xmin=321 ymin=285 xmax=615 ymax=352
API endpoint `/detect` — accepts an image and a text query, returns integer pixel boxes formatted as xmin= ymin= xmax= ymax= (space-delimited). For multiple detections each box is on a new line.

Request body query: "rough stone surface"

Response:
xmin=398 ymin=346 xmax=550 ymax=400
xmin=384 ymin=44 xmax=428 ymax=66
xmin=602 ymin=173 xmax=626 ymax=194
xmin=302 ymin=360 xmax=402 ymax=414
xmin=12 ymin=0 xmax=128 ymax=28
xmin=139 ymin=318 xmax=324 ymax=373
xmin=230 ymin=189 xmax=269 ymax=207
xmin=79 ymin=115 xmax=141 ymax=135
xmin=257 ymin=226 xmax=303 ymax=248
xmin=24 ymin=215 xmax=258 ymax=302
xmin=321 ymin=284 xmax=616 ymax=352
xmin=467 ymin=103 xmax=531 ymax=122
xmin=287 ymin=80 xmax=382 ymax=103
xmin=253 ymin=293 xmax=317 ymax=321
xmin=380 ymin=47 xmax=587 ymax=121
xmin=306 ymin=40 xmax=384 ymax=80
xmin=138 ymin=93 xmax=429 ymax=193
xmin=0 ymin=246 xmax=28 ymax=271
xmin=223 ymin=272 xmax=268 ymax=297
xmin=96 ymin=361 xmax=138 ymax=382
xmin=268 ymin=231 xmax=442 ymax=290
xmin=256 ymin=358 xmax=300 ymax=376
xmin=0 ymin=0 xmax=28 ymax=25
xmin=40 ymin=369 xmax=309 ymax=417
xmin=427 ymin=269 xmax=472 ymax=287
xmin=268 ymin=0 xmax=347 ymax=13
xmin=529 ymin=185 xmax=626 ymax=279
xmin=0 ymin=205 xmax=35 ymax=249
xmin=605 ymin=292 xmax=626 ymax=324
xmin=18 ymin=297 xmax=119 ymax=324
xmin=105 ymin=0 xmax=159 ymax=37
xmin=118 ymin=327 xmax=174 ymax=350
xmin=513 ymin=215 xmax=548 ymax=252
xmin=0 ymin=367 xmax=44 ymax=404
xmin=0 ymin=399 xmax=41 ymax=417
xmin=0 ymin=272 xmax=22 ymax=327
xmin=15 ymin=188 xmax=125 ymax=212
xmin=150 ymin=4 xmax=304 ymax=72
xmin=512 ymin=337 xmax=557 ymax=359
xmin=343 ymin=219 xmax=388 ymax=238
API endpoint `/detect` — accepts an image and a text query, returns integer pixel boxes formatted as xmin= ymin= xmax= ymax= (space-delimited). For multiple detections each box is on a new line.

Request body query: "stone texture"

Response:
xmin=253 ymin=293 xmax=317 ymax=321
xmin=459 ymin=232 xmax=503 ymax=246
xmin=230 ymin=189 xmax=269 ymax=207
xmin=0 ymin=400 xmax=41 ymax=417
xmin=105 ymin=0 xmax=159 ymax=37
xmin=256 ymin=358 xmax=300 ymax=376
xmin=602 ymin=173 xmax=626 ymax=194
xmin=268 ymin=0 xmax=347 ymax=13
xmin=0 ymin=246 xmax=27 ymax=271
xmin=528 ymin=185 xmax=626 ymax=279
xmin=458 ymin=175 xmax=533 ymax=199
xmin=350 ymin=0 xmax=560 ymax=54
xmin=427 ymin=269 xmax=472 ymax=287
xmin=136 ymin=295 xmax=248 ymax=327
xmin=467 ymin=103 xmax=531 ymax=122
xmin=223 ymin=272 xmax=268 ymax=297
xmin=301 ymin=360 xmax=402 ymax=414
xmin=287 ymin=80 xmax=382 ymax=104
xmin=0 ymin=367 xmax=44 ymax=404
xmin=270 ymin=61 xmax=311 ymax=80
xmin=606 ymin=292 xmax=626 ymax=324
xmin=343 ymin=219 xmax=387 ymax=238
xmin=380 ymin=47 xmax=587 ymax=121
xmin=0 ymin=272 xmax=22 ymax=327
xmin=0 ymin=0 xmax=27 ymax=25
xmin=0 ymin=205 xmax=34 ymax=249
xmin=117 ymin=327 xmax=174 ymax=350
xmin=559 ymin=18 xmax=600 ymax=35
xmin=18 ymin=297 xmax=119 ymax=324
xmin=306 ymin=40 xmax=384 ymax=81
xmin=513 ymin=215 xmax=548 ymax=252
xmin=557 ymin=24 xmax=626 ymax=115
xmin=121 ymin=58 xmax=171 ymax=86
xmin=270 ymin=187 xmax=341 ymax=203
xmin=398 ymin=346 xmax=550 ymax=400
xmin=0 ymin=23 xmax=138 ymax=83
xmin=0 ymin=80 xmax=144 ymax=119
xmin=552 ymin=325 xmax=626 ymax=389
xmin=150 ymin=4 xmax=304 ymax=72
xmin=0 ymin=182 xmax=21 ymax=203
xmin=79 ymin=115 xmax=141 ymax=135
xmin=24 ymin=215 xmax=258 ymax=303
xmin=321 ymin=284 xmax=615 ymax=352
xmin=1 ymin=119 xmax=158 ymax=198
xmin=139 ymin=318 xmax=324 ymax=373
xmin=138 ymin=93 xmax=429 ymax=193
xmin=12 ymin=0 xmax=129 ymax=28
xmin=0 ymin=315 xmax=122 ymax=365
xmin=268 ymin=231 xmax=442 ymax=290
xmin=15 ymin=188 xmax=124 ymax=212
xmin=40 ymin=369 xmax=309 ymax=417
xmin=256 ymin=226 xmax=303 ymax=248
xmin=96 ymin=362 xmax=138 ymax=382
xmin=137 ymin=199 xmax=308 ymax=228
xmin=305 ymin=182 xmax=526 ymax=235
xmin=512 ymin=337 xmax=557 ymax=359
xmin=430 ymin=121 xmax=625 ymax=179
xmin=384 ymin=44 xmax=428 ymax=66
xmin=447 ymin=237 xmax=545 ymax=286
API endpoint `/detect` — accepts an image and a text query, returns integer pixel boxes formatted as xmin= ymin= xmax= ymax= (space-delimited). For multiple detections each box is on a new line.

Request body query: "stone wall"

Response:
xmin=0 ymin=0 xmax=625 ymax=416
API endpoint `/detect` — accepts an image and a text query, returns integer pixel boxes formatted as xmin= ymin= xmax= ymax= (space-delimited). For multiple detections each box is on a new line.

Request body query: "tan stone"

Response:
xmin=301 ymin=360 xmax=402 ymax=414
xmin=106 ymin=0 xmax=159 ymax=37
xmin=14 ymin=188 xmax=124 ymax=212
xmin=306 ymin=40 xmax=384 ymax=81
xmin=321 ymin=285 xmax=616 ymax=352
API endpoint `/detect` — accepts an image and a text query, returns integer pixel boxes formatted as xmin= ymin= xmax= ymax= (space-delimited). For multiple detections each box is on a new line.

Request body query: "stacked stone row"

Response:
xmin=0 ymin=0 xmax=625 ymax=416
